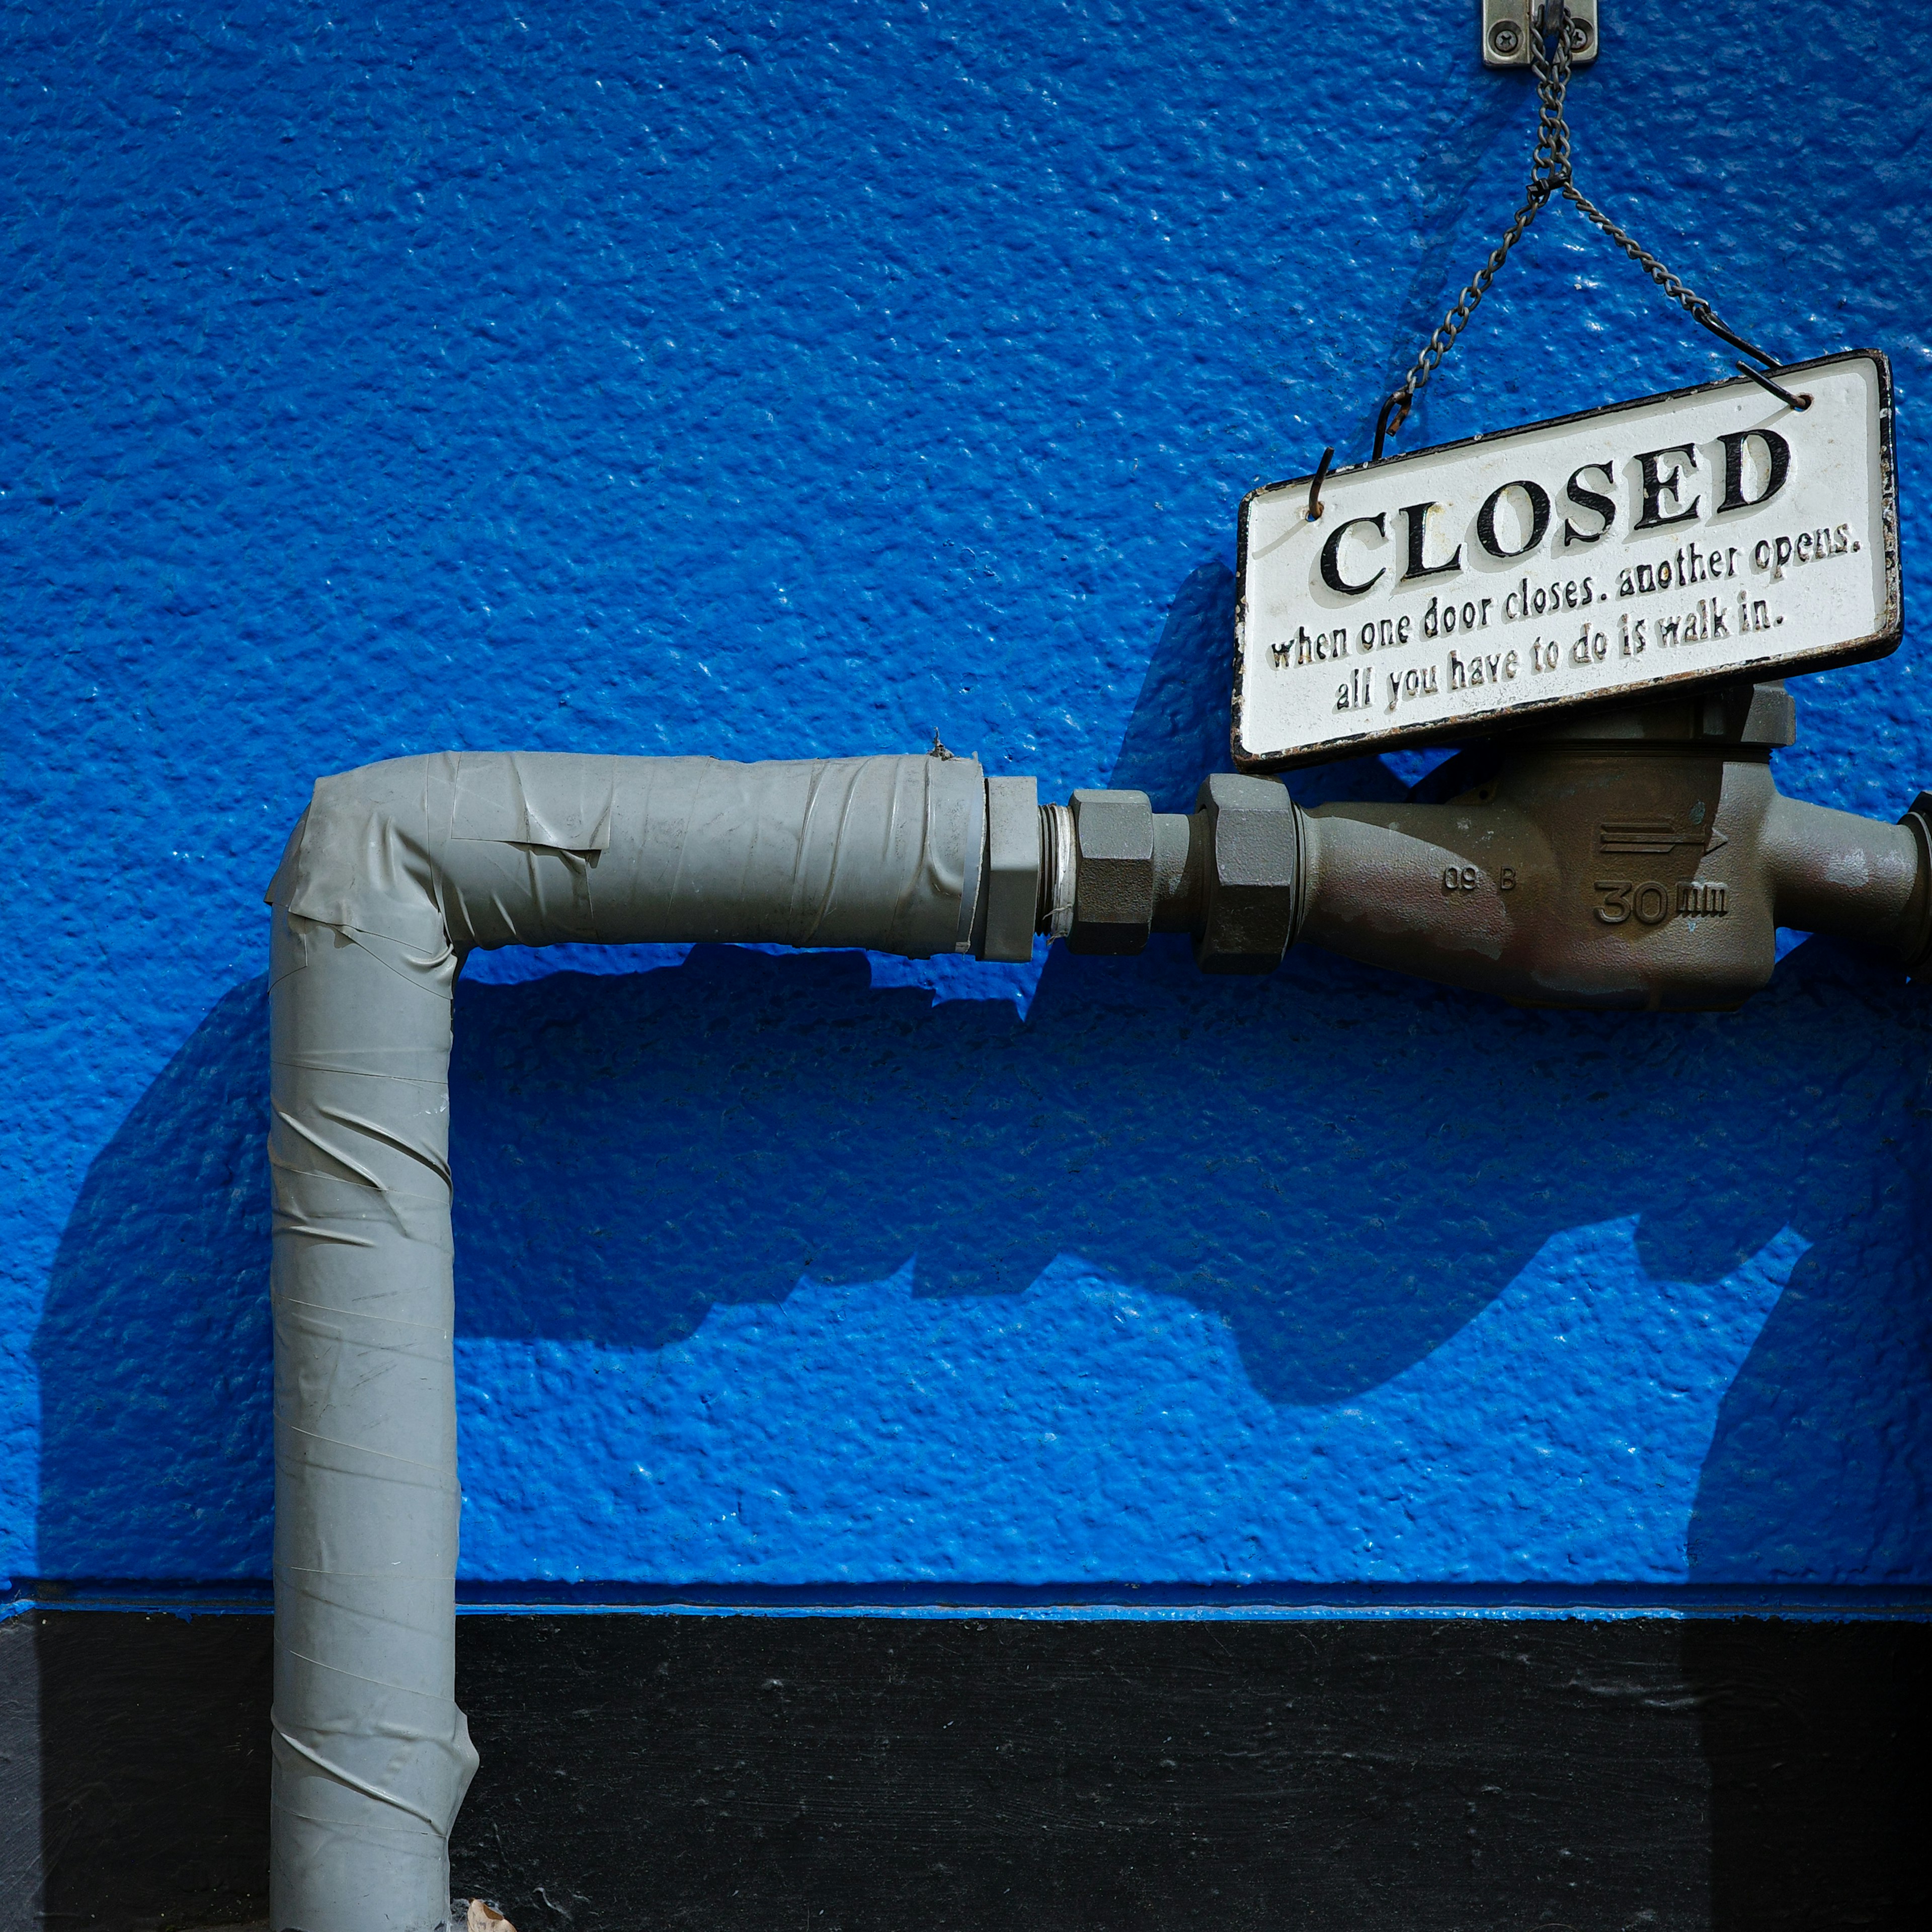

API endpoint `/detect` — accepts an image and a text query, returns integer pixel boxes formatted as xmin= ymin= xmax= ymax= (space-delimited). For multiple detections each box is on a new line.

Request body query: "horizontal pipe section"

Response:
xmin=1761 ymin=794 xmax=1926 ymax=952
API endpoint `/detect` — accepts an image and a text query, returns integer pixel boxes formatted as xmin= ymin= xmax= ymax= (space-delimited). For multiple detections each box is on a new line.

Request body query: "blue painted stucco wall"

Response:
xmin=6 ymin=0 xmax=1930 ymax=1604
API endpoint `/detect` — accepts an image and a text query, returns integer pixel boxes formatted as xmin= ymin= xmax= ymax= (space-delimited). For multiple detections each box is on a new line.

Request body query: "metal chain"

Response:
xmin=1374 ymin=2 xmax=1775 ymax=458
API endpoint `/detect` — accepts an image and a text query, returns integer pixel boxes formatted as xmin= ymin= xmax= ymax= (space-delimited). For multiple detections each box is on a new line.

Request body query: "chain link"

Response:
xmin=1375 ymin=2 xmax=1774 ymax=457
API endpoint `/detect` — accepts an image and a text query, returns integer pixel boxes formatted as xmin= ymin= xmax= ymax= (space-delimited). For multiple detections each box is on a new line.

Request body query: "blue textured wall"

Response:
xmin=6 ymin=0 xmax=1931 ymax=1602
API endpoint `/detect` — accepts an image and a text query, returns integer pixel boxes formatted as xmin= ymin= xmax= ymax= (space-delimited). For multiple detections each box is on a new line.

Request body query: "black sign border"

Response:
xmin=1231 ymin=349 xmax=1901 ymax=771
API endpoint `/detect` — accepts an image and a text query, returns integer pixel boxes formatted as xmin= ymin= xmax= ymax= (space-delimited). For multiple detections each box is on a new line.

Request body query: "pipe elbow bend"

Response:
xmin=265 ymin=752 xmax=460 ymax=954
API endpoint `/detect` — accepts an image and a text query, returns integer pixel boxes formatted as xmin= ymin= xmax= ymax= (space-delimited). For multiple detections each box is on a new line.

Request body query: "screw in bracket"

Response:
xmin=1487 ymin=19 xmax=1524 ymax=55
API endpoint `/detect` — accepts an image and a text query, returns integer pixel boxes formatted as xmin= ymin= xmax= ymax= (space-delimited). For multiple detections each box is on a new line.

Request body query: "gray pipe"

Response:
xmin=265 ymin=750 xmax=1033 ymax=1932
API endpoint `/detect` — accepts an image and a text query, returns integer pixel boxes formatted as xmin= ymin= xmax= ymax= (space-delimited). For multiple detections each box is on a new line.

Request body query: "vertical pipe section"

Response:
xmin=266 ymin=751 xmax=987 ymax=1932
xmin=268 ymin=908 xmax=469 ymax=1932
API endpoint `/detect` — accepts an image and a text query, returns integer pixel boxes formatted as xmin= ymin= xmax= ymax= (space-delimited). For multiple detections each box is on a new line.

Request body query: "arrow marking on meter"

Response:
xmin=1597 ymin=819 xmax=1729 ymax=856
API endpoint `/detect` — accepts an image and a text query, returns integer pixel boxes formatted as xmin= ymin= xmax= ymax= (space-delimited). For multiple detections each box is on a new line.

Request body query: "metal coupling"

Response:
xmin=1066 ymin=789 xmax=1156 ymax=953
xmin=1043 ymin=788 xmax=1198 ymax=954
xmin=1031 ymin=776 xmax=1303 ymax=970
xmin=974 ymin=775 xmax=1044 ymax=962
xmin=1192 ymin=773 xmax=1303 ymax=975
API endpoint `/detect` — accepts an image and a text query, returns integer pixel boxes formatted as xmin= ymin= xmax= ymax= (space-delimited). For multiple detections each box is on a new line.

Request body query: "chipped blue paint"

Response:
xmin=6 ymin=0 xmax=1932 ymax=1605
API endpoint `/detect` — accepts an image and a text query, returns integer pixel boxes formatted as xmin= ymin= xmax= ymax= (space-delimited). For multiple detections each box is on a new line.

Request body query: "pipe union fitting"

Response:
xmin=1067 ymin=789 xmax=1156 ymax=954
xmin=1193 ymin=773 xmax=1301 ymax=975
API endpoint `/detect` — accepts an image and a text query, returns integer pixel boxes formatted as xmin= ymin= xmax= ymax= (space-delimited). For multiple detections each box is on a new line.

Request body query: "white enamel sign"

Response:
xmin=1233 ymin=350 xmax=1900 ymax=769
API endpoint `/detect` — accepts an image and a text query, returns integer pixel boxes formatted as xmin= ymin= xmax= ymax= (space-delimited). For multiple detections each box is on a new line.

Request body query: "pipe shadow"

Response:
xmin=30 ymin=558 xmax=1932 ymax=1590
xmin=32 ymin=926 xmax=1932 ymax=1585
xmin=34 ymin=976 xmax=275 ymax=1580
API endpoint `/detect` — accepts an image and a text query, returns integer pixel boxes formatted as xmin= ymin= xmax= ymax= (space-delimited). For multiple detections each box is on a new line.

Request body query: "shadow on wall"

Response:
xmin=36 ymin=975 xmax=275 ymax=1581
xmin=31 ymin=561 xmax=1932 ymax=1585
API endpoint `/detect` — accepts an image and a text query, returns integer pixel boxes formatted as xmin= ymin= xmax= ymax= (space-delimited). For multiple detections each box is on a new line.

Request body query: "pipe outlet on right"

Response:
xmin=1034 ymin=680 xmax=1932 ymax=1012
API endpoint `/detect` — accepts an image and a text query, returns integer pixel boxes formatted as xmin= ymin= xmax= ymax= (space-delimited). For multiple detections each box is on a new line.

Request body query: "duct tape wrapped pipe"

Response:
xmin=265 ymin=751 xmax=997 ymax=1932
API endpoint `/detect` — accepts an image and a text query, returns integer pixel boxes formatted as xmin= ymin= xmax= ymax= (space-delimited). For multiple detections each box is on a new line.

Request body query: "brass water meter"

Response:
xmin=1046 ymin=680 xmax=1930 ymax=1011
xmin=1035 ymin=348 xmax=1922 ymax=1011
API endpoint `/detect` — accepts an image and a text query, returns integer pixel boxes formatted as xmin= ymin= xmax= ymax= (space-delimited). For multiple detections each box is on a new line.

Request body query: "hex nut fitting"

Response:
xmin=1193 ymin=773 xmax=1301 ymax=975
xmin=976 ymin=774 xmax=1042 ymax=962
xmin=1067 ymin=789 xmax=1155 ymax=954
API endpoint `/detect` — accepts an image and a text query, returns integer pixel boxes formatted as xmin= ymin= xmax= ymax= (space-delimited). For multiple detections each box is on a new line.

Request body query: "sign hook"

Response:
xmin=1372 ymin=1 xmax=1792 ymax=461
xmin=1305 ymin=446 xmax=1335 ymax=521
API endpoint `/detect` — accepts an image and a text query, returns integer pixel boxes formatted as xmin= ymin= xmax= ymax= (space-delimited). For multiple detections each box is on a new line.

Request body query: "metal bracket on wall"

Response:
xmin=1482 ymin=0 xmax=1597 ymax=67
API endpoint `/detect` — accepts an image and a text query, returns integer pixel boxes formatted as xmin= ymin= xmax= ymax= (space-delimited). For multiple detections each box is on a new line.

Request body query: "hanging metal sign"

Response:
xmin=1232 ymin=350 xmax=1899 ymax=770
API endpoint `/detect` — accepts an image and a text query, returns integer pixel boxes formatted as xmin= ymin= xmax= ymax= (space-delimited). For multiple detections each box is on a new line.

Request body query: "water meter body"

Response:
xmin=1034 ymin=353 xmax=1924 ymax=1011
xmin=1045 ymin=682 xmax=1930 ymax=1010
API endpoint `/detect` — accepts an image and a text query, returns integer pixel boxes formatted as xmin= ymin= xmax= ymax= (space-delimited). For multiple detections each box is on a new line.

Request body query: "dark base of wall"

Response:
xmin=3 ymin=1609 xmax=1927 ymax=1931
